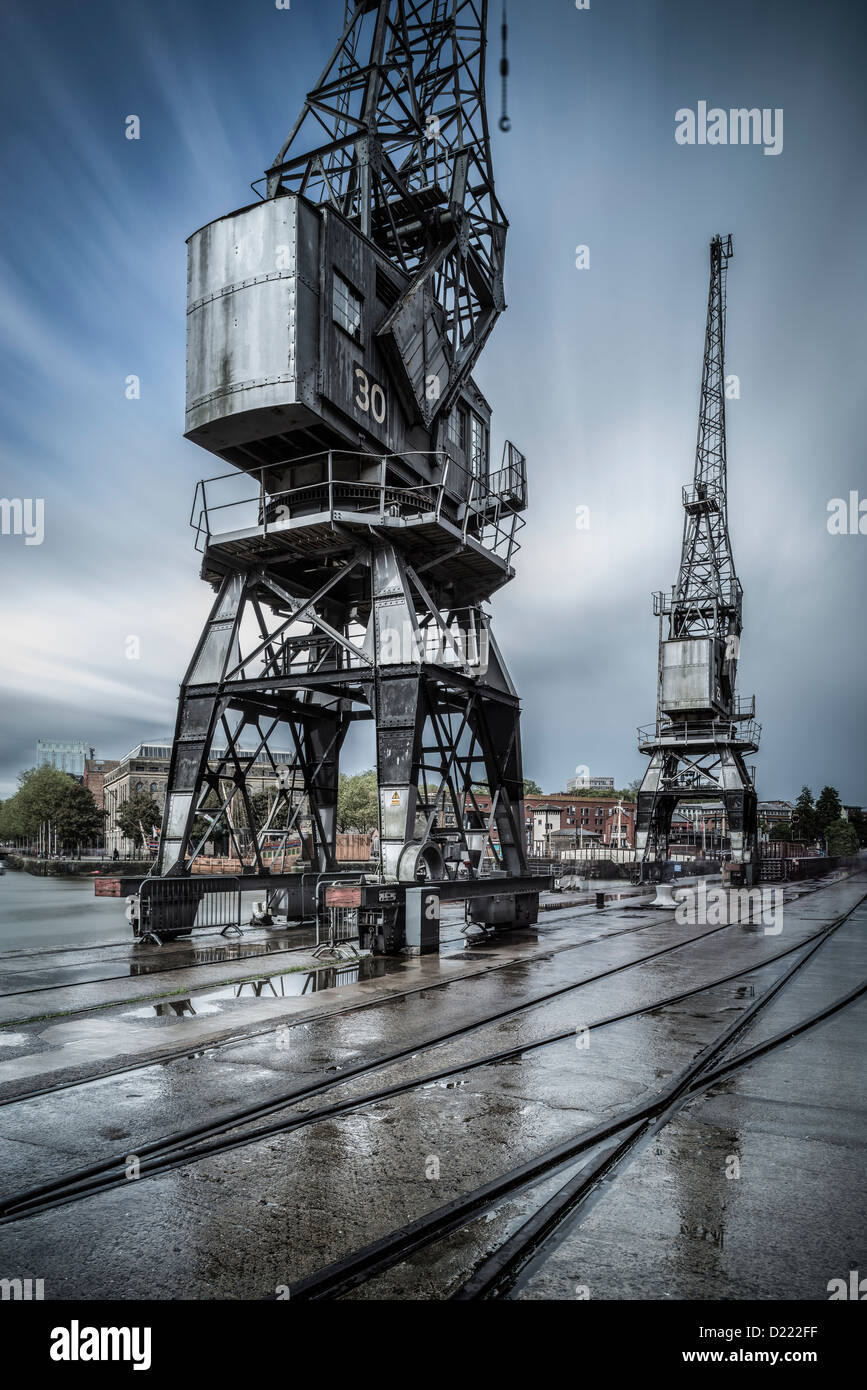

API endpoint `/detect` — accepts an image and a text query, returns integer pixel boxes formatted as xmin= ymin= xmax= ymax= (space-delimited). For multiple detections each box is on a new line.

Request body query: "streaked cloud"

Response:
xmin=1 ymin=0 xmax=864 ymax=804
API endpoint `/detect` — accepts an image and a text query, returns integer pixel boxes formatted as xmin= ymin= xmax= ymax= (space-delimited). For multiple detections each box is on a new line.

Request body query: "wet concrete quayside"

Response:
xmin=0 ymin=870 xmax=864 ymax=1300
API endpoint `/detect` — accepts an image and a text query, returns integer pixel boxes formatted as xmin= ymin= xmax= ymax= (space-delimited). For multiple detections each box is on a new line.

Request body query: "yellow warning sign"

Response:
xmin=390 ymin=792 xmax=401 ymax=806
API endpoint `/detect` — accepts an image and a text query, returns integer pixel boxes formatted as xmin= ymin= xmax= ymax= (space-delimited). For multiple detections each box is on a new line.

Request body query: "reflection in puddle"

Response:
xmin=153 ymin=999 xmax=198 ymax=1018
xmin=123 ymin=956 xmax=394 ymax=1023
xmin=680 ymin=1221 xmax=725 ymax=1249
xmin=128 ymin=934 xmax=310 ymax=978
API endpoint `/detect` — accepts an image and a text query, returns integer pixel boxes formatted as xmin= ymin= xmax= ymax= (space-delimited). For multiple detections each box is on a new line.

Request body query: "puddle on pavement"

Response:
xmin=680 ymin=1222 xmax=725 ymax=1249
xmin=445 ymin=951 xmax=504 ymax=962
xmin=120 ymin=955 xmax=403 ymax=1024
xmin=0 ymin=934 xmax=320 ymax=997
xmin=128 ymin=934 xmax=312 ymax=977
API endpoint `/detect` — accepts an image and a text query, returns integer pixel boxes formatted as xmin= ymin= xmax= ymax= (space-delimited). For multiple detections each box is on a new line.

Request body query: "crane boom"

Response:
xmin=635 ymin=235 xmax=760 ymax=868
xmin=264 ymin=0 xmax=506 ymax=432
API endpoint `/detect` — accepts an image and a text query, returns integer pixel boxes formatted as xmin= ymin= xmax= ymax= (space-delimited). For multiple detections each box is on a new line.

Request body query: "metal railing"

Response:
xmin=638 ymin=719 xmax=762 ymax=749
xmin=188 ymin=844 xmax=302 ymax=874
xmin=760 ymin=841 xmax=818 ymax=860
xmin=488 ymin=442 xmax=527 ymax=509
xmin=557 ymin=844 xmax=636 ymax=864
xmin=652 ymin=581 xmax=743 ymax=617
xmin=681 ymin=483 xmax=723 ymax=511
xmin=759 ymin=855 xmax=828 ymax=883
xmin=190 ymin=448 xmax=526 ymax=567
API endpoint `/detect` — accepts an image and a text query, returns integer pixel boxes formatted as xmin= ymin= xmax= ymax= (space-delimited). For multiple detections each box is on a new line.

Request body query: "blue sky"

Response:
xmin=1 ymin=0 xmax=865 ymax=802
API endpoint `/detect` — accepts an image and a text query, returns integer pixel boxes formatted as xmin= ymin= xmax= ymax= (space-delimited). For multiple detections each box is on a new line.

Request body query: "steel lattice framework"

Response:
xmin=635 ymin=236 xmax=760 ymax=867
xmin=673 ymin=235 xmax=739 ymax=639
xmin=265 ymin=0 xmax=506 ymax=432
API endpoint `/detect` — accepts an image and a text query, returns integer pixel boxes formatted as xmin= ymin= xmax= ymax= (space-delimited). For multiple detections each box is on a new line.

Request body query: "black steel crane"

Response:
xmin=635 ymin=235 xmax=760 ymax=867
xmin=264 ymin=0 xmax=507 ymax=435
xmin=140 ymin=0 xmax=540 ymax=950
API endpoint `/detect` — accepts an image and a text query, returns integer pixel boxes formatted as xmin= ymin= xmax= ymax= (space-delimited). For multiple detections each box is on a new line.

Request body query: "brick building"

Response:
xmin=83 ymin=757 xmax=119 ymax=810
xmin=523 ymin=794 xmax=636 ymax=855
xmin=428 ymin=790 xmax=635 ymax=857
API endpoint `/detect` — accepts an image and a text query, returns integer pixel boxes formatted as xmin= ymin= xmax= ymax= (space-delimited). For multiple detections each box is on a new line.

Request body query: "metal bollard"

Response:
xmin=595 ymin=891 xmax=605 ymax=909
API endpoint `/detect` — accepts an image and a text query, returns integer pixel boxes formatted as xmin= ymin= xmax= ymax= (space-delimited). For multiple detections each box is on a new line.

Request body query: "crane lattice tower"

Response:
xmin=635 ymin=235 xmax=760 ymax=865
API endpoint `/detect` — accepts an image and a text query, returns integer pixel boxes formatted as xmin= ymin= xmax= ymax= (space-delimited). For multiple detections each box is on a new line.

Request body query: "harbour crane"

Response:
xmin=635 ymin=235 xmax=760 ymax=868
xmin=140 ymin=1 xmax=541 ymax=950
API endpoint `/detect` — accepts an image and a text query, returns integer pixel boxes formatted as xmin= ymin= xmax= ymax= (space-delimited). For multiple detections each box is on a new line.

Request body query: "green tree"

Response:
xmin=250 ymin=789 xmax=275 ymax=830
xmin=0 ymin=769 xmax=103 ymax=852
xmin=115 ymin=791 xmax=163 ymax=851
xmin=0 ymin=766 xmax=104 ymax=851
xmin=472 ymin=776 xmax=541 ymax=795
xmin=15 ymin=767 xmax=78 ymax=837
xmin=52 ymin=782 xmax=104 ymax=853
xmin=0 ymin=794 xmax=25 ymax=841
xmin=188 ymin=789 xmax=229 ymax=854
xmin=791 ymin=786 xmax=817 ymax=842
xmin=337 ymin=770 xmax=379 ymax=833
xmin=846 ymin=808 xmax=866 ymax=847
xmin=248 ymin=789 xmax=297 ymax=832
xmin=769 ymin=819 xmax=793 ymax=841
xmin=815 ymin=785 xmax=843 ymax=831
xmin=825 ymin=819 xmax=859 ymax=856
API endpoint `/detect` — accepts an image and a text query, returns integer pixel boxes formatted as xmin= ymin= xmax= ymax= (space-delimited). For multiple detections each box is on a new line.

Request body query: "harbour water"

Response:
xmin=0 ymin=868 xmax=124 ymax=952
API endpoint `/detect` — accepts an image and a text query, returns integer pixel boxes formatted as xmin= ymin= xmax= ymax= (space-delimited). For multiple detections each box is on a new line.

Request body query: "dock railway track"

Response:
xmin=0 ymin=896 xmax=697 ymax=1100
xmin=0 ymin=877 xmax=828 ymax=1112
xmin=293 ymin=901 xmax=867 ymax=1300
xmin=1 ymin=874 xmax=864 ymax=1263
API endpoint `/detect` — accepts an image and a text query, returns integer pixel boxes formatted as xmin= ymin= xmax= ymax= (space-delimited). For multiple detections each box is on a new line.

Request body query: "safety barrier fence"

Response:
xmin=139 ymin=876 xmax=243 ymax=937
xmin=316 ymin=906 xmax=359 ymax=948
